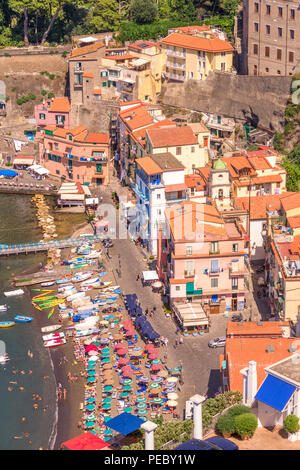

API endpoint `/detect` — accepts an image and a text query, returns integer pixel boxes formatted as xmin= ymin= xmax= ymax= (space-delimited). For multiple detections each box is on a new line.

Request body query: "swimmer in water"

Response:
xmin=28 ymin=370 xmax=32 ymax=375
xmin=21 ymin=417 xmax=26 ymax=423
xmin=33 ymin=404 xmax=38 ymax=410
xmin=8 ymin=387 xmax=12 ymax=391
xmin=20 ymin=370 xmax=25 ymax=375
xmin=19 ymin=387 xmax=24 ymax=391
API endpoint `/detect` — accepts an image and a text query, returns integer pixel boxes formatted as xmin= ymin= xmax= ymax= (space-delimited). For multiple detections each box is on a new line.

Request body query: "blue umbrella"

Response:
xmin=138 ymin=376 xmax=150 ymax=382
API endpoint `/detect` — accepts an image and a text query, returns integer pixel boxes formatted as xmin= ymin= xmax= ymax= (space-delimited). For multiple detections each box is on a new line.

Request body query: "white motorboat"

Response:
xmin=41 ymin=324 xmax=61 ymax=333
xmin=0 ymin=304 xmax=8 ymax=312
xmin=80 ymin=277 xmax=100 ymax=287
xmin=43 ymin=332 xmax=65 ymax=342
xmin=44 ymin=338 xmax=66 ymax=348
xmin=4 ymin=289 xmax=24 ymax=297
xmin=71 ymin=271 xmax=94 ymax=283
xmin=41 ymin=281 xmax=55 ymax=287
xmin=0 ymin=354 xmax=9 ymax=364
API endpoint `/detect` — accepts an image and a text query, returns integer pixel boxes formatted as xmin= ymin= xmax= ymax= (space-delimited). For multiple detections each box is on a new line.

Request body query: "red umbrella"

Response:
xmin=148 ymin=353 xmax=159 ymax=360
xmin=123 ymin=320 xmax=133 ymax=326
xmin=145 ymin=344 xmax=154 ymax=351
xmin=151 ymin=364 xmax=161 ymax=371
xmin=119 ymin=357 xmax=129 ymax=366
xmin=85 ymin=345 xmax=98 ymax=352
xmin=125 ymin=330 xmax=135 ymax=337
xmin=117 ymin=348 xmax=127 ymax=356
xmin=122 ymin=369 xmax=133 ymax=377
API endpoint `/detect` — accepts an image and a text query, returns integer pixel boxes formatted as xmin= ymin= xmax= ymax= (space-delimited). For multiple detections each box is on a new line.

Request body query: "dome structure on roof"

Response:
xmin=213 ymin=158 xmax=227 ymax=170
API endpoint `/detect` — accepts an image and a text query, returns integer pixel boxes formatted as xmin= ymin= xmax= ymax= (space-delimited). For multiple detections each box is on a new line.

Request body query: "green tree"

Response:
xmin=169 ymin=0 xmax=196 ymax=21
xmin=130 ymin=0 xmax=157 ymax=24
xmin=90 ymin=0 xmax=121 ymax=31
xmin=219 ymin=0 xmax=240 ymax=16
xmin=284 ymin=414 xmax=299 ymax=434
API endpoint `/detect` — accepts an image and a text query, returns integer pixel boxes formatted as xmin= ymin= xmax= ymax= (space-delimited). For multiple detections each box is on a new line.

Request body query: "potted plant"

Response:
xmin=216 ymin=414 xmax=235 ymax=438
xmin=284 ymin=414 xmax=300 ymax=442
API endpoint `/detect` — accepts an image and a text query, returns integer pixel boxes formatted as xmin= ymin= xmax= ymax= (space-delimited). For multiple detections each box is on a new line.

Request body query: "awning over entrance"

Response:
xmin=255 ymin=374 xmax=296 ymax=411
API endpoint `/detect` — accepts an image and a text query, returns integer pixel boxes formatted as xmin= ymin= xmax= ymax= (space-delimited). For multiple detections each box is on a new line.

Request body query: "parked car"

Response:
xmin=175 ymin=437 xmax=238 ymax=450
xmin=208 ymin=337 xmax=226 ymax=348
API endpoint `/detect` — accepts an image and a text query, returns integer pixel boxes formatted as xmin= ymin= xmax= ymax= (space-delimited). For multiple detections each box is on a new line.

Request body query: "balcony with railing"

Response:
xmin=132 ymin=183 xmax=149 ymax=203
xmin=165 ymin=70 xmax=185 ymax=81
xmin=166 ymin=49 xmax=186 ymax=59
xmin=166 ymin=61 xmax=186 ymax=70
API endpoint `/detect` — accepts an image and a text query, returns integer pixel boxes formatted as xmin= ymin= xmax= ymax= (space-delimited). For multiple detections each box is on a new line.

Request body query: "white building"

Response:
xmin=133 ymin=153 xmax=187 ymax=254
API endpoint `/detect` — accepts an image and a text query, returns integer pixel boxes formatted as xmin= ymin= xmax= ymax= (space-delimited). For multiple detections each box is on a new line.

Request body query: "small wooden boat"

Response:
xmin=43 ymin=332 xmax=65 ymax=341
xmin=41 ymin=324 xmax=61 ymax=333
xmin=14 ymin=316 xmax=33 ymax=323
xmin=4 ymin=289 xmax=24 ymax=297
xmin=0 ymin=321 xmax=15 ymax=328
xmin=44 ymin=338 xmax=66 ymax=348
xmin=41 ymin=281 xmax=55 ymax=287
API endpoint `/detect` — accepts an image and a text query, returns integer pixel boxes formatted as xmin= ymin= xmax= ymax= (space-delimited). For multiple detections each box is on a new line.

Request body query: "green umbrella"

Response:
xmin=150 ymin=383 xmax=160 ymax=389
xmin=101 ymin=358 xmax=111 ymax=363
xmin=86 ymin=404 xmax=95 ymax=411
xmin=153 ymin=397 xmax=162 ymax=404
xmin=113 ymin=318 xmax=121 ymax=324
xmin=101 ymin=348 xmax=110 ymax=353
xmin=104 ymin=416 xmax=110 ymax=422
xmin=123 ymin=385 xmax=132 ymax=391
xmin=91 ymin=341 xmax=101 ymax=347
xmin=123 ymin=379 xmax=132 ymax=385
xmin=104 ymin=429 xmax=113 ymax=435
xmin=87 ymin=371 xmax=96 ymax=376
xmin=103 ymin=403 xmax=112 ymax=410
xmin=103 ymin=397 xmax=112 ymax=403
xmin=119 ymin=392 xmax=130 ymax=398
xmin=85 ymin=421 xmax=95 ymax=428
xmin=104 ymin=385 xmax=113 ymax=392
xmin=124 ymin=407 xmax=132 ymax=412
xmin=101 ymin=352 xmax=110 ymax=357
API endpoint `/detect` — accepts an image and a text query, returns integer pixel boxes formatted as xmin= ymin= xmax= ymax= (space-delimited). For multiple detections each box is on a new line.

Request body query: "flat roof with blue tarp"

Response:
xmin=255 ymin=374 xmax=296 ymax=411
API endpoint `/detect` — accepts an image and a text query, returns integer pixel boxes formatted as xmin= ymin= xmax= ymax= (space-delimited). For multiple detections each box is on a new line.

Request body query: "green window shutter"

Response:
xmin=102 ymin=82 xmax=107 ymax=87
xmin=96 ymin=164 xmax=102 ymax=173
xmin=186 ymin=282 xmax=194 ymax=295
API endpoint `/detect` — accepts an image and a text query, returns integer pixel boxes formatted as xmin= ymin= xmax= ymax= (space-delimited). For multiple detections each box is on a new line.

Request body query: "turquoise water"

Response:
xmin=0 ymin=194 xmax=57 ymax=450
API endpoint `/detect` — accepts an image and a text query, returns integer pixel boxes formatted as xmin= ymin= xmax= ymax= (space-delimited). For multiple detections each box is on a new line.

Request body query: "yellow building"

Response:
xmin=161 ymin=32 xmax=234 ymax=81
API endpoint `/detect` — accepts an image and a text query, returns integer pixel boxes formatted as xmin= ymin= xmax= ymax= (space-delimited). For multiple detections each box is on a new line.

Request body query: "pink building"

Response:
xmin=35 ymin=97 xmax=71 ymax=129
xmin=158 ymin=201 xmax=248 ymax=314
xmin=39 ymin=126 xmax=110 ymax=185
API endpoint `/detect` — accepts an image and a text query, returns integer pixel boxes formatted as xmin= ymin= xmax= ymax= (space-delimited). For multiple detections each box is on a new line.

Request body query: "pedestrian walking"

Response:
xmin=165 ymin=337 xmax=169 ymax=347
xmin=164 ymin=351 xmax=168 ymax=360
xmin=136 ymin=274 xmax=140 ymax=282
xmin=179 ymin=336 xmax=184 ymax=345
xmin=150 ymin=310 xmax=154 ymax=317
xmin=145 ymin=308 xmax=149 ymax=316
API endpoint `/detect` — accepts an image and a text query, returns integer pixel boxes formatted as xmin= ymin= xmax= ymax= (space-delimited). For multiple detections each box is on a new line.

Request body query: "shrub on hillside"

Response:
xmin=284 ymin=414 xmax=299 ymax=434
xmin=234 ymin=413 xmax=258 ymax=439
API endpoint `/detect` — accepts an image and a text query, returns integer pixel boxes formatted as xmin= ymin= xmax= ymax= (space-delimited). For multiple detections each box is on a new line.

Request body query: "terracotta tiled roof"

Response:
xmin=248 ymin=156 xmax=272 ymax=170
xmin=287 ymin=216 xmax=300 ymax=229
xmin=196 ymin=166 xmax=211 ymax=182
xmin=44 ymin=125 xmax=56 ymax=132
xmin=70 ymin=42 xmax=104 ymax=58
xmin=132 ymin=120 xmax=176 ymax=144
xmin=136 ymin=157 xmax=162 ymax=175
xmin=104 ymin=54 xmax=135 ymax=61
xmin=84 ymin=133 xmax=109 ymax=144
xmin=226 ymin=321 xmax=289 ymax=337
xmin=184 ymin=174 xmax=206 ymax=190
xmin=280 ymin=192 xmax=300 ymax=212
xmin=222 ymin=156 xmax=256 ymax=178
xmin=225 ymin=337 xmax=295 ymax=393
xmin=235 ymin=195 xmax=283 ymax=220
xmin=164 ymin=183 xmax=187 ymax=192
xmin=128 ymin=41 xmax=157 ymax=50
xmin=93 ymin=88 xmax=102 ymax=95
xmin=246 ymin=146 xmax=278 ymax=158
xmin=49 ymin=97 xmax=70 ymax=113
xmin=234 ymin=174 xmax=282 ymax=186
xmin=53 ymin=128 xmax=68 ymax=138
xmin=161 ymin=32 xmax=234 ymax=53
xmin=147 ymin=125 xmax=198 ymax=148
xmin=188 ymin=122 xmax=209 ymax=134
xmin=83 ymin=72 xmax=94 ymax=78
xmin=121 ymin=106 xmax=153 ymax=131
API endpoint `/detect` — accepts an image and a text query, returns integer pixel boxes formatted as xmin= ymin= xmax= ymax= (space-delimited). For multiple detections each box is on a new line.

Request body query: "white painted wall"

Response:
xmin=250 ymin=219 xmax=266 ymax=261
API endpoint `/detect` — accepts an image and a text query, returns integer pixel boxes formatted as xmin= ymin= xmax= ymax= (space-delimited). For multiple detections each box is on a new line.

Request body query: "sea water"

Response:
xmin=0 ymin=194 xmax=84 ymax=450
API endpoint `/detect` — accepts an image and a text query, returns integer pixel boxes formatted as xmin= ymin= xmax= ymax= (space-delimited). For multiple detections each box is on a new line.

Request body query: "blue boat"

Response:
xmin=14 ymin=316 xmax=33 ymax=323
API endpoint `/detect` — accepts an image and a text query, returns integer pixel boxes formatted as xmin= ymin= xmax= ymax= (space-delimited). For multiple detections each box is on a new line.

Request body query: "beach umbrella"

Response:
xmin=153 ymin=397 xmax=162 ymax=404
xmin=148 ymin=353 xmax=159 ymax=360
xmin=124 ymin=407 xmax=132 ymax=413
xmin=172 ymin=367 xmax=181 ymax=374
xmin=85 ymin=345 xmax=98 ymax=352
xmin=136 ymin=403 xmax=147 ymax=410
xmin=131 ymin=346 xmax=143 ymax=353
xmin=138 ymin=376 xmax=150 ymax=383
xmin=123 ymin=379 xmax=132 ymax=385
xmin=104 ymin=385 xmax=113 ymax=392
xmin=152 ymin=376 xmax=164 ymax=384
xmin=151 ymin=364 xmax=161 ymax=371
xmin=150 ymin=383 xmax=160 ymax=389
xmin=151 ymin=359 xmax=161 ymax=365
xmin=166 ymin=377 xmax=178 ymax=384
xmin=101 ymin=347 xmax=110 ymax=353
xmin=86 ymin=404 xmax=96 ymax=411
xmin=145 ymin=344 xmax=154 ymax=351
xmin=165 ymin=387 xmax=176 ymax=394
xmin=167 ymin=393 xmax=179 ymax=400
xmin=100 ymin=338 xmax=110 ymax=344
xmin=85 ymin=421 xmax=95 ymax=428
xmin=114 ymin=318 xmax=121 ymax=324
xmin=101 ymin=358 xmax=111 ymax=364
xmin=123 ymin=385 xmax=132 ymax=391
xmin=117 ymin=348 xmax=127 ymax=356
xmin=118 ymin=357 xmax=129 ymax=366
xmin=137 ymin=409 xmax=148 ymax=416
xmin=122 ymin=369 xmax=133 ymax=378
xmin=120 ymin=392 xmax=130 ymax=398
xmin=130 ymin=350 xmax=143 ymax=358
xmin=99 ymin=320 xmax=109 ymax=325
xmin=101 ymin=353 xmax=111 ymax=359
xmin=136 ymin=396 xmax=147 ymax=403
xmin=87 ymin=378 xmax=96 ymax=383
xmin=104 ymin=429 xmax=113 ymax=435
xmin=167 ymin=400 xmax=177 ymax=407
xmin=125 ymin=330 xmax=135 ymax=337
xmin=103 ymin=398 xmax=112 ymax=404
xmin=87 ymin=371 xmax=96 ymax=377
xmin=87 ymin=398 xmax=95 ymax=404
xmin=89 ymin=355 xmax=99 ymax=361
xmin=103 ymin=403 xmax=112 ymax=410
xmin=87 ymin=366 xmax=96 ymax=372
xmin=88 ymin=351 xmax=99 ymax=356
xmin=87 ymin=360 xmax=96 ymax=365
xmin=158 ymin=370 xmax=168 ymax=378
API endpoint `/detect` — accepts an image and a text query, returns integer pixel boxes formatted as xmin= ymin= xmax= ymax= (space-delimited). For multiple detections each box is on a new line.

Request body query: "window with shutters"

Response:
xmin=265 ymin=47 xmax=270 ymax=57
xmin=277 ymin=49 xmax=282 ymax=60
xmin=96 ymin=164 xmax=102 ymax=173
xmin=253 ymin=44 xmax=258 ymax=55
xmin=289 ymin=52 xmax=294 ymax=63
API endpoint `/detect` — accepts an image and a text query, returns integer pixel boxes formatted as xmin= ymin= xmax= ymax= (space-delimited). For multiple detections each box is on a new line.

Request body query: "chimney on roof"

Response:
xmin=266 ymin=344 xmax=275 ymax=353
xmin=241 ymin=360 xmax=257 ymax=407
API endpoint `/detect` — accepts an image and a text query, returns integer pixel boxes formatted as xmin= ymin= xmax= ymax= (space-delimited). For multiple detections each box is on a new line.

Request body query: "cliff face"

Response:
xmin=161 ymin=72 xmax=292 ymax=131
